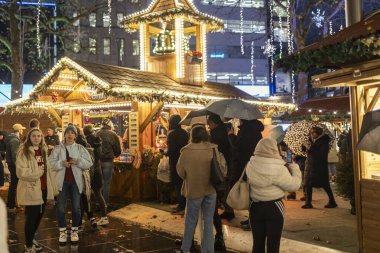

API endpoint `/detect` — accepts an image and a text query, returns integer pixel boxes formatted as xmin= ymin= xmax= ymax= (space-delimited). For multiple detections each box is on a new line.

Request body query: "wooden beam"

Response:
xmin=139 ymin=102 xmax=163 ymax=134
xmin=47 ymin=106 xmax=62 ymax=127
xmin=63 ymin=80 xmax=84 ymax=99
xmin=366 ymin=87 xmax=380 ymax=113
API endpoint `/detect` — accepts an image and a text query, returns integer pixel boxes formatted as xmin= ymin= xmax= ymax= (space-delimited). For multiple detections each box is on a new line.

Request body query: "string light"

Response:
xmin=201 ymin=23 xmax=207 ymax=82
xmin=286 ymin=0 xmax=295 ymax=103
xmin=175 ymin=17 xmax=185 ymax=78
xmin=251 ymin=41 xmax=255 ymax=85
xmin=139 ymin=23 xmax=146 ymax=71
xmin=278 ymin=17 xmax=283 ymax=59
xmin=240 ymin=2 xmax=244 ymax=55
xmin=108 ymin=0 xmax=112 ymax=34
xmin=312 ymin=9 xmax=325 ymax=28
xmin=329 ymin=21 xmax=333 ymax=35
xmin=269 ymin=0 xmax=274 ymax=83
xmin=36 ymin=0 xmax=41 ymax=57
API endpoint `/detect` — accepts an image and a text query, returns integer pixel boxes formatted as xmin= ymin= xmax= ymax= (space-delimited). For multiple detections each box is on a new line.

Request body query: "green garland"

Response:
xmin=280 ymin=112 xmax=351 ymax=122
xmin=275 ymin=33 xmax=380 ymax=73
xmin=124 ymin=9 xmax=223 ymax=33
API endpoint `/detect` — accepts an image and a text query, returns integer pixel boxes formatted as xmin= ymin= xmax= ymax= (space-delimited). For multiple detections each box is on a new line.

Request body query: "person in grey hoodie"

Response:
xmin=5 ymin=124 xmax=26 ymax=211
xmin=246 ymin=138 xmax=302 ymax=253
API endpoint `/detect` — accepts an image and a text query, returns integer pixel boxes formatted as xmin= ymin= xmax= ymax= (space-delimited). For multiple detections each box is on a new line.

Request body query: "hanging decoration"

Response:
xmin=329 ymin=21 xmax=333 ymax=35
xmin=36 ymin=0 xmax=41 ymax=57
xmin=262 ymin=39 xmax=276 ymax=57
xmin=251 ymin=41 xmax=255 ymax=85
xmin=286 ymin=0 xmax=295 ymax=103
xmin=278 ymin=17 xmax=283 ymax=59
xmin=312 ymin=9 xmax=325 ymax=28
xmin=153 ymin=26 xmax=175 ymax=55
xmin=107 ymin=0 xmax=112 ymax=34
xmin=240 ymin=2 xmax=245 ymax=55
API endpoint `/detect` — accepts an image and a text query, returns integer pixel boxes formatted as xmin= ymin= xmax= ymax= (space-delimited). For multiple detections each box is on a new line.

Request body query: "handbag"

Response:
xmin=210 ymin=148 xmax=226 ymax=192
xmin=157 ymin=156 xmax=170 ymax=183
xmin=226 ymin=167 xmax=250 ymax=210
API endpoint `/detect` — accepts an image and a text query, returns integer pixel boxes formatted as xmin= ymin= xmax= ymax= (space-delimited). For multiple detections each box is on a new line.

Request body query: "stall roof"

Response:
xmin=4 ymin=57 xmax=295 ymax=113
xmin=292 ymin=96 xmax=350 ymax=116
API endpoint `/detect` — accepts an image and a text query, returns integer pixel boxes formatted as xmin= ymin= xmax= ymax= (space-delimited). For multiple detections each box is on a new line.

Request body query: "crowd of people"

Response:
xmin=0 ymin=114 xmax=340 ymax=253
xmin=0 ymin=118 xmax=121 ymax=253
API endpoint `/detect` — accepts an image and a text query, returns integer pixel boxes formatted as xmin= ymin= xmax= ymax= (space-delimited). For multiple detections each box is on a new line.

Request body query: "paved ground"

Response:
xmin=1 ymin=182 xmax=358 ymax=253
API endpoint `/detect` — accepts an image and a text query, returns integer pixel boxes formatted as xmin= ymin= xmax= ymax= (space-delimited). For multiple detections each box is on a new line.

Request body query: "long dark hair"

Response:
xmin=19 ymin=128 xmax=48 ymax=160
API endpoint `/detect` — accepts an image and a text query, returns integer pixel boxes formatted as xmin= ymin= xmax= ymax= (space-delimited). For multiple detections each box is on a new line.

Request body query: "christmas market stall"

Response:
xmin=277 ymin=10 xmax=380 ymax=252
xmin=3 ymin=0 xmax=295 ymax=203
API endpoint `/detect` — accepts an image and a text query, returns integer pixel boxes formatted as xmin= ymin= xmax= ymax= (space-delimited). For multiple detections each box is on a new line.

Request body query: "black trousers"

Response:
xmin=25 ymin=190 xmax=47 ymax=248
xmin=249 ymin=199 xmax=284 ymax=253
xmin=305 ymin=185 xmax=336 ymax=204
xmin=7 ymin=164 xmax=18 ymax=209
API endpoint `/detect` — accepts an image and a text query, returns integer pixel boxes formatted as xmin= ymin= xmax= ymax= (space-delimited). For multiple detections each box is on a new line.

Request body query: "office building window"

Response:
xmin=117 ymin=13 xmax=124 ymax=28
xmin=104 ymin=38 xmax=111 ymax=55
xmin=224 ymin=20 xmax=266 ymax=33
xmin=73 ymin=12 xmax=79 ymax=26
xmin=89 ymin=13 xmax=96 ymax=27
xmin=89 ymin=38 xmax=96 ymax=54
xmin=132 ymin=39 xmax=139 ymax=56
xmin=206 ymin=72 xmax=268 ymax=85
xmin=208 ymin=45 xmax=266 ymax=59
xmin=131 ymin=0 xmax=139 ymax=3
xmin=118 ymin=38 xmax=125 ymax=65
xmin=73 ymin=37 xmax=80 ymax=53
xmin=103 ymin=12 xmax=111 ymax=27
xmin=201 ymin=0 xmax=264 ymax=8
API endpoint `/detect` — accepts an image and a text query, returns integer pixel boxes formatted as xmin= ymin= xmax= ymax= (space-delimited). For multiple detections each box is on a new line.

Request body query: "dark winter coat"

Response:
xmin=45 ymin=134 xmax=60 ymax=147
xmin=86 ymin=134 xmax=103 ymax=190
xmin=304 ymin=134 xmax=331 ymax=188
xmin=210 ymin=123 xmax=231 ymax=165
xmin=5 ymin=133 xmax=20 ymax=165
xmin=167 ymin=115 xmax=189 ymax=184
xmin=0 ymin=131 xmax=8 ymax=160
xmin=231 ymin=119 xmax=264 ymax=183
xmin=96 ymin=128 xmax=121 ymax=162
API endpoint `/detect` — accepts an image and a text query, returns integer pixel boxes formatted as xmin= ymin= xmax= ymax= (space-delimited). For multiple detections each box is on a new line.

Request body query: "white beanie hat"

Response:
xmin=254 ymin=138 xmax=282 ymax=160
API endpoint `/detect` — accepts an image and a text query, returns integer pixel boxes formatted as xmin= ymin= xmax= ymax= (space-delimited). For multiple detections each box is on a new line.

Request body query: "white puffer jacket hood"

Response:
xmin=246 ymin=156 xmax=302 ymax=202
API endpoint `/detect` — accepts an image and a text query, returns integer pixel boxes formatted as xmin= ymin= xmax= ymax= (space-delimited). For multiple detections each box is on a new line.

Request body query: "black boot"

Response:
xmin=324 ymin=201 xmax=338 ymax=208
xmin=301 ymin=203 xmax=313 ymax=209
xmin=214 ymin=234 xmax=226 ymax=252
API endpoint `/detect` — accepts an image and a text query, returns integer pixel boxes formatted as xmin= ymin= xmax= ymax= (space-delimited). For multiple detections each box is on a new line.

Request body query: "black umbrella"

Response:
xmin=357 ymin=110 xmax=380 ymax=154
xmin=179 ymin=109 xmax=210 ymax=126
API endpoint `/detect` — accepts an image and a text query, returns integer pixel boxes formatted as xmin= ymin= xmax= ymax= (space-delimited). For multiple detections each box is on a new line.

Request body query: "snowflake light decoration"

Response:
xmin=262 ymin=39 xmax=276 ymax=57
xmin=312 ymin=9 xmax=325 ymax=28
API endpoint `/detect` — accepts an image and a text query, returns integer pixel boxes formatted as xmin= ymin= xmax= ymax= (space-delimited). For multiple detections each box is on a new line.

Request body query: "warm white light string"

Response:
xmin=37 ymin=0 xmax=41 ymax=57
xmin=269 ymin=0 xmax=274 ymax=83
xmin=286 ymin=0 xmax=295 ymax=103
xmin=329 ymin=21 xmax=333 ymax=35
xmin=240 ymin=1 xmax=244 ymax=55
xmin=251 ymin=40 xmax=255 ymax=85
xmin=279 ymin=17 xmax=283 ymax=59
xmin=108 ymin=0 xmax=112 ymax=34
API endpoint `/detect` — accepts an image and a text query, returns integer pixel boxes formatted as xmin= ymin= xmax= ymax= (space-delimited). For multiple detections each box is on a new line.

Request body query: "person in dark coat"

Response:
xmin=302 ymin=126 xmax=337 ymax=209
xmin=287 ymin=155 xmax=307 ymax=201
xmin=0 ymin=131 xmax=8 ymax=187
xmin=167 ymin=114 xmax=189 ymax=214
xmin=45 ymin=127 xmax=61 ymax=156
xmin=232 ymin=119 xmax=264 ymax=184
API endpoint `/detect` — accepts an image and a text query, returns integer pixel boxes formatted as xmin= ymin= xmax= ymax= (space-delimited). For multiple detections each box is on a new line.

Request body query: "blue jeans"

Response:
xmin=57 ymin=181 xmax=81 ymax=228
xmin=182 ymin=193 xmax=217 ymax=253
xmin=101 ymin=162 xmax=114 ymax=204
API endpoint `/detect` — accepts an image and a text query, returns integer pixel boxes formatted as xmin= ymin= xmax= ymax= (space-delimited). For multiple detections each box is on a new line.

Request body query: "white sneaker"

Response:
xmin=71 ymin=227 xmax=79 ymax=243
xmin=32 ymin=240 xmax=43 ymax=252
xmin=97 ymin=216 xmax=109 ymax=226
xmin=58 ymin=228 xmax=67 ymax=244
xmin=24 ymin=245 xmax=36 ymax=253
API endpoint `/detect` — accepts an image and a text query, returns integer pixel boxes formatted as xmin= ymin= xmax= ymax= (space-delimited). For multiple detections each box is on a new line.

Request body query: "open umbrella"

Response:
xmin=357 ymin=110 xmax=380 ymax=154
xmin=284 ymin=120 xmax=335 ymax=156
xmin=205 ymin=99 xmax=264 ymax=120
xmin=179 ymin=109 xmax=209 ymax=126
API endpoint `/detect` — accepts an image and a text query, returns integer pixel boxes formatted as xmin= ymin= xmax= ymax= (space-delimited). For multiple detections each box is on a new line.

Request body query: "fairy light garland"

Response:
xmin=240 ymin=2 xmax=244 ymax=55
xmin=139 ymin=23 xmax=146 ymax=71
xmin=201 ymin=23 xmax=208 ymax=82
xmin=251 ymin=41 xmax=255 ymax=85
xmin=175 ymin=17 xmax=185 ymax=78
xmin=108 ymin=0 xmax=112 ymax=34
xmin=269 ymin=0 xmax=274 ymax=83
xmin=37 ymin=0 xmax=41 ymax=57
xmin=329 ymin=21 xmax=333 ymax=35
xmin=286 ymin=0 xmax=295 ymax=103
xmin=278 ymin=17 xmax=283 ymax=59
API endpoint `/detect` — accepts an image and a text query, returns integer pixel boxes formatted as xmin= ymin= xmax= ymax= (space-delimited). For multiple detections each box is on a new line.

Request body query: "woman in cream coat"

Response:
xmin=16 ymin=128 xmax=56 ymax=253
xmin=246 ymin=138 xmax=302 ymax=253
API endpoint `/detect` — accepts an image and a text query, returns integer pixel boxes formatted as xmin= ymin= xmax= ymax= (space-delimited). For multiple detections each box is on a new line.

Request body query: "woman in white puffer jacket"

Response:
xmin=246 ymin=138 xmax=302 ymax=253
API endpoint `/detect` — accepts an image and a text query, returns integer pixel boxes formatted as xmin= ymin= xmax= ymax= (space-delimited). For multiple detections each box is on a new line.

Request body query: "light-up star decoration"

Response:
xmin=312 ymin=9 xmax=325 ymax=28
xmin=262 ymin=39 xmax=276 ymax=57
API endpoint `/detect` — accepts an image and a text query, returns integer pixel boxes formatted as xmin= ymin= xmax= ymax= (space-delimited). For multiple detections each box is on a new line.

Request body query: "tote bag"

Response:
xmin=226 ymin=167 xmax=250 ymax=210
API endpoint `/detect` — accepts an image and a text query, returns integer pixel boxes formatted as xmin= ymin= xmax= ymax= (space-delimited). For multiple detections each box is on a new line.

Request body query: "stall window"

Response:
xmin=89 ymin=13 xmax=96 ymax=27
xmin=89 ymin=38 xmax=97 ymax=54
xmin=104 ymin=38 xmax=111 ymax=55
xmin=132 ymin=39 xmax=139 ymax=56
xmin=103 ymin=12 xmax=111 ymax=27
xmin=117 ymin=13 xmax=124 ymax=28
